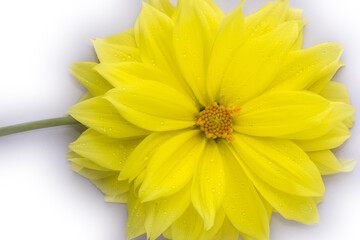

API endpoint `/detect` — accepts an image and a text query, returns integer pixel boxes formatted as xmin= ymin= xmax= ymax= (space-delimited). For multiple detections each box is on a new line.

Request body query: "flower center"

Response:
xmin=197 ymin=102 xmax=240 ymax=142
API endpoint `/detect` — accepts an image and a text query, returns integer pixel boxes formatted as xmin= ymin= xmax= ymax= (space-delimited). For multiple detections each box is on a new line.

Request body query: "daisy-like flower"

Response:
xmin=67 ymin=0 xmax=356 ymax=239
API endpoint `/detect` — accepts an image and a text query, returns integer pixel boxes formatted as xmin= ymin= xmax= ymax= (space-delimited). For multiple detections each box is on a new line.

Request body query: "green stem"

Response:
xmin=0 ymin=116 xmax=80 ymax=137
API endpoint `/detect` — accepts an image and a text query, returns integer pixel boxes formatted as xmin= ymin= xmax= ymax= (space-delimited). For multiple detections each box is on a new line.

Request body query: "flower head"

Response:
xmin=68 ymin=0 xmax=356 ymax=239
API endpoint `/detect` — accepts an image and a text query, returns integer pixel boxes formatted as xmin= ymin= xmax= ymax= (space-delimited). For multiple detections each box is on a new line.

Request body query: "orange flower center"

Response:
xmin=197 ymin=102 xmax=240 ymax=142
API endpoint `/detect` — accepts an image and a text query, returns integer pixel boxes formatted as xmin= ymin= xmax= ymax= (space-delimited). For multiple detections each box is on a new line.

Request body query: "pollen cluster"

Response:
xmin=197 ymin=102 xmax=240 ymax=141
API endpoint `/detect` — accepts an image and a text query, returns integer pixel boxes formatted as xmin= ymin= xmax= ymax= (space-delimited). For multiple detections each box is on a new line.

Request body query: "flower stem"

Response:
xmin=0 ymin=116 xmax=80 ymax=137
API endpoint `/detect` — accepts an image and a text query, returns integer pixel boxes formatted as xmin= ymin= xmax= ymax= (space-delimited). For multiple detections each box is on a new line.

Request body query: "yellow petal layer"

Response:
xmin=105 ymin=193 xmax=129 ymax=203
xmin=294 ymin=122 xmax=350 ymax=152
xmin=244 ymin=0 xmax=289 ymax=38
xmin=67 ymin=151 xmax=109 ymax=171
xmin=320 ymin=81 xmax=351 ymax=104
xmin=92 ymin=175 xmax=129 ymax=196
xmin=192 ymin=140 xmax=225 ymax=230
xmin=104 ymin=81 xmax=198 ymax=131
xmin=145 ymin=186 xmax=191 ymax=240
xmin=69 ymin=96 xmax=150 ymax=138
xmin=249 ymin=173 xmax=320 ymax=225
xmin=171 ymin=206 xmax=203 ymax=240
xmin=119 ymin=131 xmax=182 ymax=182
xmin=92 ymin=28 xmax=140 ymax=63
xmin=234 ymin=91 xmax=354 ymax=139
xmin=207 ymin=4 xmax=246 ymax=102
xmin=213 ymin=218 xmax=239 ymax=240
xmin=231 ymin=134 xmax=324 ymax=197
xmin=198 ymin=210 xmax=226 ymax=240
xmin=270 ymin=43 xmax=343 ymax=91
xmin=126 ymin=191 xmax=146 ymax=240
xmin=69 ymin=162 xmax=114 ymax=180
xmin=308 ymin=62 xmax=345 ymax=93
xmin=320 ymin=81 xmax=355 ymax=128
xmin=69 ymin=162 xmax=129 ymax=203
xmin=139 ymin=130 xmax=205 ymax=202
xmin=69 ymin=129 xmax=143 ymax=171
xmin=69 ymin=62 xmax=112 ymax=96
xmin=95 ymin=62 xmax=194 ymax=99
xmin=221 ymin=21 xmax=299 ymax=106
xmin=243 ymin=0 xmax=305 ymax=52
xmin=135 ymin=3 xmax=178 ymax=80
xmin=307 ymin=150 xmax=356 ymax=175
xmin=286 ymin=7 xmax=304 ymax=50
xmin=147 ymin=0 xmax=175 ymax=18
xmin=219 ymin=141 xmax=269 ymax=240
xmin=173 ymin=0 xmax=224 ymax=105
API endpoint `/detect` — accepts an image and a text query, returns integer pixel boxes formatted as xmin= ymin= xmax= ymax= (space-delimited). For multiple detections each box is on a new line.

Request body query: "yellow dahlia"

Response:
xmin=67 ymin=0 xmax=356 ymax=239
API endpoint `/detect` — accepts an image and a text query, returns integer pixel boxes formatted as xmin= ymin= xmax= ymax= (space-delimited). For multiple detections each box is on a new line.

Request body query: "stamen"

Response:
xmin=197 ymin=102 xmax=240 ymax=142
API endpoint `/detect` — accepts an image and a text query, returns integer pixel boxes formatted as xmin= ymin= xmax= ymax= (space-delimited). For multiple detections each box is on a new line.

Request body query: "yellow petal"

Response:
xmin=69 ymin=129 xmax=143 ymax=171
xmin=259 ymin=195 xmax=273 ymax=223
xmin=69 ymin=96 xmax=150 ymax=138
xmin=173 ymin=0 xmax=224 ymax=105
xmin=70 ymin=162 xmax=115 ymax=180
xmin=207 ymin=3 xmax=246 ymax=102
xmin=119 ymin=131 xmax=183 ymax=182
xmin=134 ymin=3 xmax=197 ymax=101
xmin=213 ymin=218 xmax=239 ymax=240
xmin=191 ymin=140 xmax=225 ymax=230
xmin=248 ymin=173 xmax=320 ymax=225
xmin=70 ymin=162 xmax=130 ymax=202
xmin=286 ymin=8 xmax=304 ymax=50
xmin=231 ymin=134 xmax=325 ymax=197
xmin=320 ymin=81 xmax=351 ymax=104
xmin=91 ymin=175 xmax=130 ymax=196
xmin=135 ymin=3 xmax=178 ymax=81
xmin=69 ymin=62 xmax=112 ymax=96
xmin=105 ymin=193 xmax=129 ymax=203
xmin=139 ymin=130 xmax=206 ymax=202
xmin=244 ymin=0 xmax=305 ymax=51
xmin=218 ymin=141 xmax=269 ymax=240
xmin=92 ymin=28 xmax=140 ymax=63
xmin=282 ymin=101 xmax=354 ymax=140
xmin=163 ymin=228 xmax=172 ymax=239
xmin=78 ymin=92 xmax=93 ymax=102
xmin=171 ymin=205 xmax=203 ymax=240
xmin=220 ymin=21 xmax=299 ymax=106
xmin=244 ymin=0 xmax=289 ymax=38
xmin=95 ymin=62 xmax=194 ymax=100
xmin=133 ymin=170 xmax=146 ymax=194
xmin=67 ymin=151 xmax=109 ymax=171
xmin=198 ymin=210 xmax=226 ymax=240
xmin=144 ymin=186 xmax=191 ymax=240
xmin=104 ymin=81 xmax=198 ymax=131
xmin=126 ymin=191 xmax=146 ymax=240
xmin=308 ymin=61 xmax=345 ymax=93
xmin=234 ymin=91 xmax=354 ymax=139
xmin=286 ymin=8 xmax=303 ymax=21
xmin=96 ymin=28 xmax=137 ymax=48
xmin=307 ymin=150 xmax=356 ymax=175
xmin=294 ymin=122 xmax=351 ymax=152
xmin=147 ymin=0 xmax=175 ymax=18
xmin=270 ymin=43 xmax=343 ymax=91
xmin=319 ymin=81 xmax=355 ymax=128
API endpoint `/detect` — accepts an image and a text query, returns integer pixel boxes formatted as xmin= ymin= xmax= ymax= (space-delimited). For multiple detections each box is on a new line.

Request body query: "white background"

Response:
xmin=0 ymin=0 xmax=359 ymax=239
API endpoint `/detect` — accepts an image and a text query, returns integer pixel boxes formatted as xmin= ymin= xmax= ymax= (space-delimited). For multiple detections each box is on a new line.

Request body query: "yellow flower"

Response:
xmin=68 ymin=0 xmax=356 ymax=239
